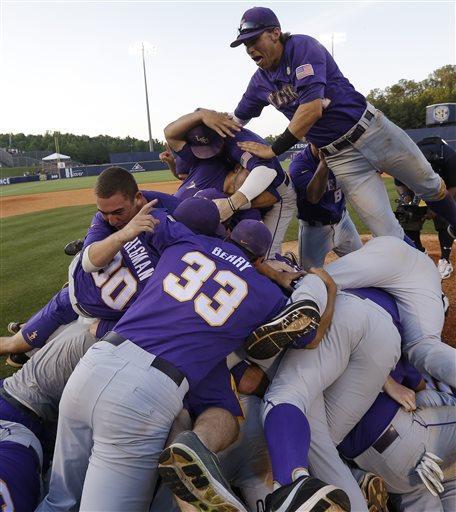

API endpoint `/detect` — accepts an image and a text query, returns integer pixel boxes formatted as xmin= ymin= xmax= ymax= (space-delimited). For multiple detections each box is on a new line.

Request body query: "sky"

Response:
xmin=0 ymin=0 xmax=454 ymax=142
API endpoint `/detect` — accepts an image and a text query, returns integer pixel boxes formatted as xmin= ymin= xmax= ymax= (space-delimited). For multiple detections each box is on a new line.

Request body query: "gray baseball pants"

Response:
xmin=37 ymin=340 xmax=188 ymax=512
xmin=325 ymin=236 xmax=455 ymax=386
xmin=298 ymin=209 xmax=362 ymax=269
xmin=324 ymin=104 xmax=443 ymax=239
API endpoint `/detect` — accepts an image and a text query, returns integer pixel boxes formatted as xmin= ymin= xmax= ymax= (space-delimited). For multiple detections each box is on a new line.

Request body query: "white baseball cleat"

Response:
xmin=437 ymin=259 xmax=453 ymax=280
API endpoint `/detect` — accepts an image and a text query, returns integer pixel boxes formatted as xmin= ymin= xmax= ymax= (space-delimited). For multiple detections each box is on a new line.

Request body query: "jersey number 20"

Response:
xmin=163 ymin=251 xmax=248 ymax=326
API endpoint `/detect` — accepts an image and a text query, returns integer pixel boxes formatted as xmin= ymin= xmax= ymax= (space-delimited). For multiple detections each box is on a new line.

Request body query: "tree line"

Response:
xmin=2 ymin=66 xmax=454 ymax=165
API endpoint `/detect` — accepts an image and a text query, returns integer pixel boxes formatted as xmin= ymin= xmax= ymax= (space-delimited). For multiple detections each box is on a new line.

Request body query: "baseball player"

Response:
xmin=289 ymin=143 xmax=362 ymax=268
xmin=38 ymin=203 xmax=318 ymax=511
xmin=339 ymin=359 xmax=456 ymax=512
xmin=229 ymin=7 xmax=456 ymax=241
xmin=164 ymin=108 xmax=296 ymax=257
xmin=0 ymin=320 xmax=97 ymax=512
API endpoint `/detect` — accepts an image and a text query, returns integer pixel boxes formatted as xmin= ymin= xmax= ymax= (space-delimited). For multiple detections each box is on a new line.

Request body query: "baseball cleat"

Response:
xmin=6 ymin=353 xmax=30 ymax=368
xmin=358 ymin=473 xmax=389 ymax=512
xmin=244 ymin=301 xmax=320 ymax=360
xmin=7 ymin=322 xmax=23 ymax=334
xmin=437 ymin=259 xmax=453 ymax=280
xmin=64 ymin=239 xmax=84 ymax=256
xmin=265 ymin=476 xmax=350 ymax=512
xmin=447 ymin=225 xmax=456 ymax=240
xmin=282 ymin=251 xmax=301 ymax=271
xmin=158 ymin=430 xmax=248 ymax=512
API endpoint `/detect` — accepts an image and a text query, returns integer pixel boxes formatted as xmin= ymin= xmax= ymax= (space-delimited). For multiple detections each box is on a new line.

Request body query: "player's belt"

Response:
xmin=301 ymin=218 xmax=340 ymax=227
xmin=372 ymin=424 xmax=399 ymax=453
xmin=101 ymin=331 xmax=186 ymax=387
xmin=320 ymin=105 xmax=375 ymax=156
xmin=0 ymin=386 xmax=43 ymax=424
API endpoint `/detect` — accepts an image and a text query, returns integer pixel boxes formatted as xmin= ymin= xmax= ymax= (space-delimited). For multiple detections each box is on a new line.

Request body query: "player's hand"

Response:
xmin=212 ymin=197 xmax=235 ymax=222
xmin=117 ymin=200 xmax=160 ymax=243
xmin=159 ymin=148 xmax=175 ymax=169
xmin=237 ymin=141 xmax=275 ymax=159
xmin=200 ymin=109 xmax=241 ymax=138
xmin=383 ymin=376 xmax=417 ymax=412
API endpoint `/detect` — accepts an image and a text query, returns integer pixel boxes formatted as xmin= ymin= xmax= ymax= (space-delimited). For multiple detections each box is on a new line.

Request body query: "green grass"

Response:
xmin=0 ymin=174 xmax=437 ymax=378
xmin=1 ymin=170 xmax=177 ymax=197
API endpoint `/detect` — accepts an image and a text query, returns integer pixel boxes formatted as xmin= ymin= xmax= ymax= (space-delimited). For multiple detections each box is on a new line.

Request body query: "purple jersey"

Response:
xmin=176 ymin=127 xmax=288 ymax=201
xmin=72 ymin=226 xmax=161 ymax=320
xmin=83 ymin=190 xmax=180 ymax=249
xmin=21 ymin=288 xmax=78 ymax=349
xmin=0 ymin=439 xmax=41 ymax=512
xmin=338 ymin=358 xmax=421 ymax=459
xmin=113 ymin=210 xmax=287 ymax=389
xmin=235 ymin=35 xmax=366 ymax=147
xmin=290 ymin=146 xmax=345 ymax=224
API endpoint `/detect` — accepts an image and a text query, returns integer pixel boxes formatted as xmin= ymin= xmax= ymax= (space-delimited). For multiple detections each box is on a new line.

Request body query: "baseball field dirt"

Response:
xmin=2 ymin=184 xmax=455 ymax=346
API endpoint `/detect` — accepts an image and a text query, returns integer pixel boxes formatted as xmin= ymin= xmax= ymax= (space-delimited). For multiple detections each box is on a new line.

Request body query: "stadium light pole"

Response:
xmin=130 ymin=41 xmax=157 ymax=152
xmin=317 ymin=32 xmax=347 ymax=57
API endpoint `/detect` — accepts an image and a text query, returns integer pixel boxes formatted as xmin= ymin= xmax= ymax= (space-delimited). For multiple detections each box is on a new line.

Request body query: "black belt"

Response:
xmin=321 ymin=109 xmax=374 ymax=156
xmin=0 ymin=386 xmax=43 ymax=425
xmin=372 ymin=425 xmax=399 ymax=453
xmin=302 ymin=218 xmax=340 ymax=227
xmin=101 ymin=332 xmax=186 ymax=387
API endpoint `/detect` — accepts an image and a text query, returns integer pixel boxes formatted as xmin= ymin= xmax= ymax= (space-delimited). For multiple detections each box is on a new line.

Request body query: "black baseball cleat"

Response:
xmin=6 ymin=353 xmax=30 ymax=368
xmin=7 ymin=322 xmax=23 ymax=335
xmin=244 ymin=300 xmax=321 ymax=360
xmin=358 ymin=473 xmax=389 ymax=512
xmin=158 ymin=430 xmax=248 ymax=512
xmin=447 ymin=225 xmax=456 ymax=240
xmin=265 ymin=476 xmax=350 ymax=512
xmin=64 ymin=239 xmax=84 ymax=256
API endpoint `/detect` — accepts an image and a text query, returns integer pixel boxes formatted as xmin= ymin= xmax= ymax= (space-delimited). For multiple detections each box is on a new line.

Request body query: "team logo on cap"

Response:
xmin=27 ymin=330 xmax=38 ymax=341
xmin=195 ymin=135 xmax=210 ymax=144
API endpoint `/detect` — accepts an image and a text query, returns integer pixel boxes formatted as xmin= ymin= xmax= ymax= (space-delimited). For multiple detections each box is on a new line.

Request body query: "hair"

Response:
xmin=279 ymin=32 xmax=292 ymax=44
xmin=95 ymin=166 xmax=139 ymax=201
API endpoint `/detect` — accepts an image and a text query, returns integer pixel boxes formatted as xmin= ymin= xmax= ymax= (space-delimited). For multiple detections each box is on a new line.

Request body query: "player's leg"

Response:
xmin=298 ymin=221 xmax=333 ymax=268
xmin=354 ymin=110 xmax=456 ymax=233
xmin=307 ymin=394 xmax=369 ymax=512
xmin=263 ymin=184 xmax=297 ymax=258
xmin=79 ymin=341 xmax=185 ymax=511
xmin=331 ymin=209 xmax=363 ymax=258
xmin=434 ymin=215 xmax=454 ymax=279
xmin=324 ymin=146 xmax=405 ymax=238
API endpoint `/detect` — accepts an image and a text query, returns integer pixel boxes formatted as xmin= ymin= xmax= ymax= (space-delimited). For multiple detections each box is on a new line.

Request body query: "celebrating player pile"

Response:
xmin=1 ymin=6 xmax=455 ymax=512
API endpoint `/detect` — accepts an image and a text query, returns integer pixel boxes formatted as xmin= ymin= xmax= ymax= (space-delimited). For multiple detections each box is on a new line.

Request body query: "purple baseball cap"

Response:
xmin=230 ymin=219 xmax=272 ymax=257
xmin=173 ymin=197 xmax=221 ymax=236
xmin=230 ymin=7 xmax=280 ymax=48
xmin=187 ymin=124 xmax=224 ymax=159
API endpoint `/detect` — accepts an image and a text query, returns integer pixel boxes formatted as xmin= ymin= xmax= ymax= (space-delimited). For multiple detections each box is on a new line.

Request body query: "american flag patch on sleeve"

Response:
xmin=296 ymin=64 xmax=314 ymax=80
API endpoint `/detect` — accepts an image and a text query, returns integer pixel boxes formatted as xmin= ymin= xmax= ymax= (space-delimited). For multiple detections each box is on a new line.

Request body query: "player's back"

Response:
xmin=114 ymin=228 xmax=287 ymax=388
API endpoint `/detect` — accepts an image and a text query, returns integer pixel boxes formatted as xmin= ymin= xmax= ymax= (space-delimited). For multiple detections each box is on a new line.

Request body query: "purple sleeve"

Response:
xmin=225 ymin=129 xmax=279 ymax=172
xmin=401 ymin=361 xmax=423 ymax=390
xmin=290 ymin=37 xmax=327 ymax=104
xmin=22 ymin=288 xmax=78 ymax=348
xmin=83 ymin=213 xmax=114 ymax=249
xmin=234 ymin=74 xmax=269 ymax=121
xmin=145 ymin=209 xmax=194 ymax=254
xmin=176 ymin=144 xmax=199 ymax=168
xmin=141 ymin=190 xmax=181 ymax=214
xmin=184 ymin=360 xmax=244 ymax=419
xmin=289 ymin=165 xmax=313 ymax=195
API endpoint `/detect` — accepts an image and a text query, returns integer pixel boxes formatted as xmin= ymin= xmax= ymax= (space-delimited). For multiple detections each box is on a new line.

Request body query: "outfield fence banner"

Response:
xmin=0 ymin=174 xmax=41 ymax=186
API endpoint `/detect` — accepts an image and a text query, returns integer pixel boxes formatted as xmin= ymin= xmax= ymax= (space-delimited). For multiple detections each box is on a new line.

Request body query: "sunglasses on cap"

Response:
xmin=237 ymin=21 xmax=275 ymax=35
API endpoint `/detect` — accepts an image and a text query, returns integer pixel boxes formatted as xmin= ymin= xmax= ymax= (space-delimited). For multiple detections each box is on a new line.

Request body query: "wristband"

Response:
xmin=227 ymin=197 xmax=237 ymax=212
xmin=271 ymin=128 xmax=301 ymax=156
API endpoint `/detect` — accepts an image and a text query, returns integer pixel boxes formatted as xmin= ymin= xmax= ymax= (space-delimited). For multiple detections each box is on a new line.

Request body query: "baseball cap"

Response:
xmin=230 ymin=219 xmax=272 ymax=258
xmin=173 ymin=197 xmax=221 ymax=236
xmin=230 ymin=7 xmax=280 ymax=48
xmin=187 ymin=124 xmax=224 ymax=159
xmin=195 ymin=187 xmax=228 ymax=200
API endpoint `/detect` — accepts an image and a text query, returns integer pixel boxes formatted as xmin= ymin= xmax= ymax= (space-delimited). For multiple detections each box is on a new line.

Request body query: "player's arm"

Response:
xmin=164 ymin=109 xmax=241 ymax=152
xmin=255 ymin=260 xmax=305 ymax=292
xmin=233 ymin=74 xmax=269 ymax=126
xmin=306 ymin=152 xmax=329 ymax=204
xmin=84 ymin=200 xmax=159 ymax=271
xmin=224 ymin=167 xmax=277 ymax=208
